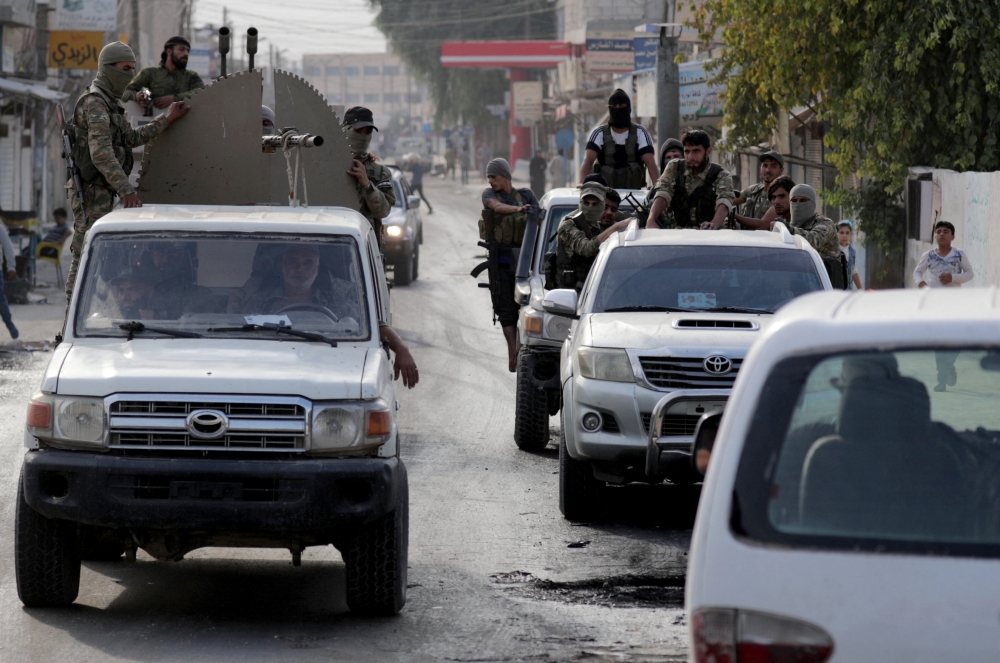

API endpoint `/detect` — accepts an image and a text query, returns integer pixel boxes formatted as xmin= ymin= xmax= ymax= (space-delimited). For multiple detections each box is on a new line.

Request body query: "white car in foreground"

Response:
xmin=683 ymin=288 xmax=1000 ymax=662
xmin=549 ymin=223 xmax=830 ymax=520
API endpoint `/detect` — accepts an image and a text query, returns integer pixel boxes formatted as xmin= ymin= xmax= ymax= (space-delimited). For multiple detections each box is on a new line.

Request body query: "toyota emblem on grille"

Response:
xmin=186 ymin=410 xmax=229 ymax=439
xmin=703 ymin=355 xmax=733 ymax=375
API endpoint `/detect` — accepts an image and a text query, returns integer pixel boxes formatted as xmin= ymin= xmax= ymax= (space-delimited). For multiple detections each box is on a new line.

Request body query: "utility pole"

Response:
xmin=656 ymin=1 xmax=680 ymax=145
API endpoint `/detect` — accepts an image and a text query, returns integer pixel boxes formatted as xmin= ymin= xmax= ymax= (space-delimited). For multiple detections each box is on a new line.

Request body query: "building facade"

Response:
xmin=301 ymin=52 xmax=432 ymax=134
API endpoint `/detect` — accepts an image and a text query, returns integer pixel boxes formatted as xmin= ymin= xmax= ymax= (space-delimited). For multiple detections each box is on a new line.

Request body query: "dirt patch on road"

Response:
xmin=490 ymin=571 xmax=685 ymax=609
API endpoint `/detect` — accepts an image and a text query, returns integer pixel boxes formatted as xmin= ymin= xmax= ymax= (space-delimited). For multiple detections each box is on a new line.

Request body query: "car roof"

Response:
xmin=540 ymin=187 xmax=646 ymax=207
xmin=89 ymin=205 xmax=372 ymax=237
xmin=777 ymin=288 xmax=1000 ymax=326
xmin=619 ymin=225 xmax=814 ymax=252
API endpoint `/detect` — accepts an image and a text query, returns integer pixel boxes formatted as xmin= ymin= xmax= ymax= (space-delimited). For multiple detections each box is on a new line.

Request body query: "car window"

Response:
xmin=544 ymin=205 xmax=578 ymax=254
xmin=734 ymin=348 xmax=1000 ymax=559
xmin=592 ymin=245 xmax=823 ymax=313
xmin=75 ymin=233 xmax=370 ymax=341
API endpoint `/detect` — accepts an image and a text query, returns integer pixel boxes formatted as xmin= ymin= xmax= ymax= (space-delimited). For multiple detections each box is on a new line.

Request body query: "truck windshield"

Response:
xmin=74 ymin=233 xmax=370 ymax=341
xmin=592 ymin=245 xmax=822 ymax=314
xmin=734 ymin=349 xmax=1000 ymax=559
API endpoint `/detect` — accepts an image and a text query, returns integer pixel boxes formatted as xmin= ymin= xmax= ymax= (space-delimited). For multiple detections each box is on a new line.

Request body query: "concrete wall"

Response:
xmin=905 ymin=169 xmax=1000 ymax=288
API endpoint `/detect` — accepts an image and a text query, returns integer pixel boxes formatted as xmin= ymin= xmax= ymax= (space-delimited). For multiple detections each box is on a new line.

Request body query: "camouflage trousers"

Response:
xmin=66 ymin=183 xmax=116 ymax=300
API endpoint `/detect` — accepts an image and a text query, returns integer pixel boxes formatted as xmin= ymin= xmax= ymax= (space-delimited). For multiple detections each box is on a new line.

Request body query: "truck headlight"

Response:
xmin=385 ymin=225 xmax=403 ymax=237
xmin=577 ymin=347 xmax=635 ymax=383
xmin=26 ymin=393 xmax=107 ymax=449
xmin=544 ymin=313 xmax=571 ymax=341
xmin=311 ymin=401 xmax=392 ymax=453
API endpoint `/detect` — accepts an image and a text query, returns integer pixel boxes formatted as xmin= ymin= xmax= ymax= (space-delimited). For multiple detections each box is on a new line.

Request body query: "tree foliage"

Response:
xmin=366 ymin=0 xmax=555 ymax=127
xmin=689 ymin=0 xmax=1000 ymax=253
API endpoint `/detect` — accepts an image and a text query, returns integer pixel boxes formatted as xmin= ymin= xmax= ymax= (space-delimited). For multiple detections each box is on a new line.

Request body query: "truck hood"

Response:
xmin=54 ymin=339 xmax=372 ymax=400
xmin=583 ymin=312 xmax=773 ymax=353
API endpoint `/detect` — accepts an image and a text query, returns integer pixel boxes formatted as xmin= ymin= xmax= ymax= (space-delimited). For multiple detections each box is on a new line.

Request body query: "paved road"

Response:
xmin=0 ymin=178 xmax=697 ymax=663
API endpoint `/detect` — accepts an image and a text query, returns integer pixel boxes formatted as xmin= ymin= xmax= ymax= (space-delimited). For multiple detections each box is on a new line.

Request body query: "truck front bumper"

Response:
xmin=22 ymin=450 xmax=400 ymax=531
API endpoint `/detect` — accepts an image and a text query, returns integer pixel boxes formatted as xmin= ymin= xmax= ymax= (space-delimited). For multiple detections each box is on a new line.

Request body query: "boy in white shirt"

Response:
xmin=913 ymin=220 xmax=974 ymax=391
xmin=913 ymin=221 xmax=974 ymax=288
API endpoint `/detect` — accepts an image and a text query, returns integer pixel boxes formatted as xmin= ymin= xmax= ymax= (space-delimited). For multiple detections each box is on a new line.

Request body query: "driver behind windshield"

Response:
xmin=236 ymin=245 xmax=362 ymax=321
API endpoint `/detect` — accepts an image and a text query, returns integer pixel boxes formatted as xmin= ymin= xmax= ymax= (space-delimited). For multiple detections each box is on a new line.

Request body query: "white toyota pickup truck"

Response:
xmin=15 ymin=206 xmax=408 ymax=616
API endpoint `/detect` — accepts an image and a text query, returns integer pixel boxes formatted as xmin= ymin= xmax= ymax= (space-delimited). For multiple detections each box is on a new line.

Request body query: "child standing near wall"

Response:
xmin=913 ymin=220 xmax=975 ymax=391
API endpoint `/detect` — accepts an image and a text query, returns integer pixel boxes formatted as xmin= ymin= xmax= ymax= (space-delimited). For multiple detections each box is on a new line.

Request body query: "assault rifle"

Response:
xmin=470 ymin=204 xmax=539 ymax=325
xmin=623 ymin=191 xmax=652 ymax=227
xmin=55 ymin=104 xmax=87 ymax=226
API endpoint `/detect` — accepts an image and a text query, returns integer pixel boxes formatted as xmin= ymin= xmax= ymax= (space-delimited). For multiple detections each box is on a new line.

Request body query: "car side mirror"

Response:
xmin=692 ymin=412 xmax=722 ymax=477
xmin=542 ymin=289 xmax=578 ymax=318
xmin=407 ymin=195 xmax=420 ymax=210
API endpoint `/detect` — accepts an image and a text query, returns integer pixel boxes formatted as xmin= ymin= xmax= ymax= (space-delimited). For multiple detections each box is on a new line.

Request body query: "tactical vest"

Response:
xmin=555 ymin=210 xmax=597 ymax=291
xmin=356 ymin=157 xmax=392 ymax=245
xmin=70 ymin=90 xmax=133 ymax=192
xmin=479 ymin=190 xmax=528 ymax=246
xmin=670 ymin=161 xmax=724 ymax=228
xmin=592 ymin=124 xmax=645 ymax=189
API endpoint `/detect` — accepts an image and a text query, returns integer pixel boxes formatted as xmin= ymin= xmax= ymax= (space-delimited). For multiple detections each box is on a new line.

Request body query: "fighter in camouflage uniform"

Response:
xmin=555 ymin=183 xmax=630 ymax=291
xmin=787 ymin=183 xmax=845 ymax=289
xmin=64 ymin=42 xmax=189 ymax=299
xmin=342 ymin=106 xmax=395 ymax=248
xmin=647 ymin=130 xmax=735 ymax=230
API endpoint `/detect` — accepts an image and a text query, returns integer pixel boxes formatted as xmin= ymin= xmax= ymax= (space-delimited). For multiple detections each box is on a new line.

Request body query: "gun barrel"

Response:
xmin=262 ymin=134 xmax=324 ymax=149
xmin=218 ymin=27 xmax=230 ymax=77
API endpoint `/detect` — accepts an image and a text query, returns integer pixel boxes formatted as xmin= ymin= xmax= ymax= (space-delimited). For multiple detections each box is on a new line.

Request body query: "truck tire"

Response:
xmin=79 ymin=527 xmax=125 ymax=562
xmin=345 ymin=462 xmax=409 ymax=616
xmin=559 ymin=412 xmax=604 ymax=521
xmin=15 ymin=473 xmax=81 ymax=607
xmin=514 ymin=350 xmax=550 ymax=451
xmin=394 ymin=246 xmax=414 ymax=286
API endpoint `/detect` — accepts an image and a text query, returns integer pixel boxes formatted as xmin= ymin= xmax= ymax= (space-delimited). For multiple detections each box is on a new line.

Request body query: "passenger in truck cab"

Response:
xmin=109 ymin=266 xmax=159 ymax=320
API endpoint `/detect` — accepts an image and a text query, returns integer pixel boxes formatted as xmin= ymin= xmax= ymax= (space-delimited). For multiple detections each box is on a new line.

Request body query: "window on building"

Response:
xmin=326 ymin=66 xmax=341 ymax=76
xmin=363 ymin=66 xmax=380 ymax=76
xmin=305 ymin=65 xmax=322 ymax=76
xmin=345 ymin=93 xmax=360 ymax=104
xmin=364 ymin=93 xmax=380 ymax=103
xmin=344 ymin=67 xmax=360 ymax=77
xmin=383 ymin=93 xmax=401 ymax=104
xmin=383 ymin=66 xmax=401 ymax=76
xmin=329 ymin=94 xmax=343 ymax=104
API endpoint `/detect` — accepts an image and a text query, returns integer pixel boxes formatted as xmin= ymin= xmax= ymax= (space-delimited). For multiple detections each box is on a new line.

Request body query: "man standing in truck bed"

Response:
xmin=64 ymin=42 xmax=189 ymax=300
xmin=123 ymin=36 xmax=204 ymax=111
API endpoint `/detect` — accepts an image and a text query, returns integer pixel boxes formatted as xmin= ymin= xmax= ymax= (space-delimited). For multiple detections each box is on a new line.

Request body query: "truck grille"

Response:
xmin=107 ymin=395 xmax=309 ymax=453
xmin=641 ymin=413 xmax=701 ymax=437
xmin=639 ymin=356 xmax=742 ymax=389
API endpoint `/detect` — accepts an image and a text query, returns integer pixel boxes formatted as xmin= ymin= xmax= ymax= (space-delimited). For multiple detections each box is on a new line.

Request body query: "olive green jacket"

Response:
xmin=123 ymin=63 xmax=205 ymax=103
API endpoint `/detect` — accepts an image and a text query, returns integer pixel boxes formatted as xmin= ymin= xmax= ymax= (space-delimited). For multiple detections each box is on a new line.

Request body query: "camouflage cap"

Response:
xmin=580 ymin=181 xmax=606 ymax=203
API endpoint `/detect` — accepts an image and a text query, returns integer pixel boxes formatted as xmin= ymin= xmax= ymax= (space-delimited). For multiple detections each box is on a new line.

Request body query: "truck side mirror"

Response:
xmin=542 ymin=289 xmax=578 ymax=318
xmin=692 ymin=412 xmax=722 ymax=477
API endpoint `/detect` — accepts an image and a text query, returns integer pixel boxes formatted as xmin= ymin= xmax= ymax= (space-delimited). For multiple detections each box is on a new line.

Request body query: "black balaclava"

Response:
xmin=608 ymin=88 xmax=632 ymax=129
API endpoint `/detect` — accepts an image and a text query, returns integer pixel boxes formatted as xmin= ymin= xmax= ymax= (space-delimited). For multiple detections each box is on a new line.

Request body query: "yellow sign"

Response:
xmin=48 ymin=31 xmax=103 ymax=70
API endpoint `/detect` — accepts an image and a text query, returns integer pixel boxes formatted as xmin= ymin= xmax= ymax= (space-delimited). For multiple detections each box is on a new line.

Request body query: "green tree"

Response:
xmin=689 ymin=0 xmax=1000 ymax=258
xmin=366 ymin=0 xmax=555 ymax=127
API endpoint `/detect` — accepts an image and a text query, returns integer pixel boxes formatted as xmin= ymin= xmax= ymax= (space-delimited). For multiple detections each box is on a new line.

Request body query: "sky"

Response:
xmin=193 ymin=0 xmax=388 ymax=65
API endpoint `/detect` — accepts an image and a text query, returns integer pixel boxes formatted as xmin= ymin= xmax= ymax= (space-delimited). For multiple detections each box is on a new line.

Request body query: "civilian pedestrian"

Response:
xmin=838 ymin=221 xmax=862 ymax=290
xmin=0 ymin=221 xmax=19 ymax=339
xmin=914 ymin=220 xmax=975 ymax=391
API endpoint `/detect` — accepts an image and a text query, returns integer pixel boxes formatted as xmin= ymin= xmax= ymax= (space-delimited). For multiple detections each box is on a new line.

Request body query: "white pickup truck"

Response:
xmin=15 ymin=206 xmax=408 ymax=616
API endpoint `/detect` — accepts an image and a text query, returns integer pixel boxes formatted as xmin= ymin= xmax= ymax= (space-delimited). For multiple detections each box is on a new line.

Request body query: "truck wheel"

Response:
xmin=14 ymin=473 xmax=81 ymax=607
xmin=514 ymin=350 xmax=550 ymax=451
xmin=394 ymin=247 xmax=414 ymax=286
xmin=345 ymin=462 xmax=409 ymax=616
xmin=559 ymin=412 xmax=604 ymax=521
xmin=79 ymin=527 xmax=125 ymax=561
